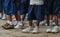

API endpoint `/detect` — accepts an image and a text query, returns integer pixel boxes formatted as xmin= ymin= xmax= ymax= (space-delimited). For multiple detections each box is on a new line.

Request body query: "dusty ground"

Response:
xmin=0 ymin=19 xmax=60 ymax=37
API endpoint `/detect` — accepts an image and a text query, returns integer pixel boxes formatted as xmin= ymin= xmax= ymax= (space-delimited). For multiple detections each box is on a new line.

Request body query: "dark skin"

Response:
xmin=54 ymin=15 xmax=58 ymax=26
xmin=45 ymin=15 xmax=50 ymax=26
xmin=45 ymin=14 xmax=58 ymax=26
xmin=45 ymin=14 xmax=53 ymax=26
xmin=7 ymin=11 xmax=21 ymax=22
xmin=15 ymin=11 xmax=21 ymax=21
xmin=29 ymin=20 xmax=39 ymax=27
xmin=7 ymin=15 xmax=12 ymax=21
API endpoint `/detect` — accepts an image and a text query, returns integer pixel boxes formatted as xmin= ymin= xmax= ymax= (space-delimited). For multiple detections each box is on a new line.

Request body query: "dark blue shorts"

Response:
xmin=53 ymin=0 xmax=60 ymax=15
xmin=15 ymin=0 xmax=26 ymax=15
xmin=27 ymin=5 xmax=44 ymax=21
xmin=24 ymin=0 xmax=30 ymax=14
xmin=44 ymin=0 xmax=54 ymax=15
xmin=4 ymin=0 xmax=16 ymax=15
xmin=0 ymin=0 xmax=3 ymax=11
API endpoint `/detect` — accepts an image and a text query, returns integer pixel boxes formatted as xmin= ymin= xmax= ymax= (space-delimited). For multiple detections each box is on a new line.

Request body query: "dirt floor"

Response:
xmin=0 ymin=19 xmax=60 ymax=37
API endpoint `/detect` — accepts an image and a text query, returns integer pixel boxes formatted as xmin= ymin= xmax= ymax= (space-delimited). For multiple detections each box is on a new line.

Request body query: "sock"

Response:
xmin=50 ymin=20 xmax=52 ymax=23
xmin=3 ymin=14 xmax=6 ymax=17
xmin=49 ymin=20 xmax=53 ymax=25
xmin=21 ymin=20 xmax=24 ymax=23
xmin=16 ymin=21 xmax=23 ymax=26
xmin=0 ymin=13 xmax=2 ymax=18
xmin=7 ymin=20 xmax=13 ymax=25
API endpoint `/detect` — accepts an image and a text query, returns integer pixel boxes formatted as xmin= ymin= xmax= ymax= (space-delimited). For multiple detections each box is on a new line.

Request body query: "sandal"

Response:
xmin=2 ymin=23 xmax=14 ymax=29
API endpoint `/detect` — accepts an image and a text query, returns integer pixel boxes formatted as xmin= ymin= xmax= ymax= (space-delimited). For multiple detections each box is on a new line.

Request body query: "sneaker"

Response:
xmin=22 ymin=26 xmax=32 ymax=33
xmin=52 ymin=26 xmax=59 ymax=33
xmin=46 ymin=26 xmax=52 ymax=33
xmin=14 ymin=22 xmax=24 ymax=28
xmin=32 ymin=26 xmax=39 ymax=33
xmin=2 ymin=14 xmax=6 ymax=20
xmin=40 ymin=20 xmax=46 ymax=25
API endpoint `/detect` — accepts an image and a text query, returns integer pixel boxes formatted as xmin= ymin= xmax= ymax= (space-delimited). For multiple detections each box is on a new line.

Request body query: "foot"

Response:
xmin=32 ymin=26 xmax=39 ymax=33
xmin=14 ymin=22 xmax=24 ymax=29
xmin=2 ymin=14 xmax=6 ymax=20
xmin=52 ymin=26 xmax=59 ymax=33
xmin=22 ymin=26 xmax=32 ymax=33
xmin=46 ymin=26 xmax=52 ymax=33
xmin=40 ymin=20 xmax=46 ymax=25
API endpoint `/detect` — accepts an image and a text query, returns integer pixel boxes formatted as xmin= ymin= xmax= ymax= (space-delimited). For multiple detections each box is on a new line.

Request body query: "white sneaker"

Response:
xmin=46 ymin=26 xmax=52 ymax=33
xmin=52 ymin=22 xmax=55 ymax=25
xmin=2 ymin=14 xmax=6 ymax=20
xmin=14 ymin=25 xmax=22 ymax=29
xmin=40 ymin=20 xmax=46 ymax=25
xmin=14 ymin=22 xmax=23 ymax=28
xmin=32 ymin=26 xmax=39 ymax=33
xmin=13 ymin=18 xmax=16 ymax=21
xmin=22 ymin=26 xmax=32 ymax=33
xmin=0 ymin=13 xmax=2 ymax=19
xmin=52 ymin=26 xmax=59 ymax=33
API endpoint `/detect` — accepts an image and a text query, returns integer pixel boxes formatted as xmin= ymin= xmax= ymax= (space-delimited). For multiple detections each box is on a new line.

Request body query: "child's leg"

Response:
xmin=32 ymin=20 xmax=39 ymax=33
xmin=14 ymin=11 xmax=24 ymax=28
xmin=15 ymin=11 xmax=21 ymax=21
xmin=22 ymin=5 xmax=34 ymax=32
xmin=2 ymin=0 xmax=16 ymax=29
xmin=7 ymin=15 xmax=13 ymax=25
xmin=51 ymin=0 xmax=59 ymax=33
xmin=40 ymin=15 xmax=46 ymax=25
xmin=2 ymin=10 xmax=6 ymax=20
xmin=52 ymin=15 xmax=59 ymax=33
xmin=45 ymin=15 xmax=50 ymax=26
xmin=57 ymin=12 xmax=60 ymax=25
xmin=54 ymin=16 xmax=58 ymax=26
xmin=14 ymin=0 xmax=25 ymax=28
xmin=22 ymin=20 xmax=33 ymax=32
xmin=2 ymin=15 xmax=14 ymax=29
xmin=45 ymin=15 xmax=53 ymax=33
xmin=21 ymin=0 xmax=29 ymax=21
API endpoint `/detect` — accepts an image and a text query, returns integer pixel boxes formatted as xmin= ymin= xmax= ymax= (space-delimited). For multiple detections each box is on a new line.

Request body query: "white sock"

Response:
xmin=17 ymin=21 xmax=23 ymax=25
xmin=49 ymin=20 xmax=53 ymax=25
xmin=7 ymin=21 xmax=13 ymax=25
xmin=0 ymin=13 xmax=2 ymax=17
xmin=21 ymin=20 xmax=24 ymax=23
xmin=50 ymin=20 xmax=53 ymax=22
xmin=3 ymin=14 xmax=6 ymax=17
